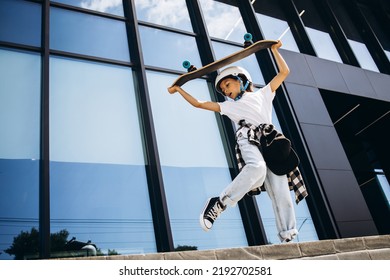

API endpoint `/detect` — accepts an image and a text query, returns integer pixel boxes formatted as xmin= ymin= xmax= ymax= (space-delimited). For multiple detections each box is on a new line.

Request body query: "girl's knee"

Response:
xmin=245 ymin=161 xmax=266 ymax=180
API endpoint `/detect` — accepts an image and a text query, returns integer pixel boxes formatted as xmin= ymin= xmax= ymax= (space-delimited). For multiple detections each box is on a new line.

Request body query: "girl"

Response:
xmin=168 ymin=40 xmax=299 ymax=243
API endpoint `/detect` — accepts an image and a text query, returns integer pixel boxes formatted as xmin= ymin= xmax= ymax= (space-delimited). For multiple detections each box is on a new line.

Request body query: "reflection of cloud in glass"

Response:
xmin=200 ymin=0 xmax=246 ymax=42
xmin=80 ymin=0 xmax=122 ymax=13
xmin=135 ymin=0 xmax=191 ymax=31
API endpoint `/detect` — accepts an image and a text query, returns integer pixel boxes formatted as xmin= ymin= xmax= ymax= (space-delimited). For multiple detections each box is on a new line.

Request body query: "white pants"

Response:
xmin=219 ymin=130 xmax=298 ymax=242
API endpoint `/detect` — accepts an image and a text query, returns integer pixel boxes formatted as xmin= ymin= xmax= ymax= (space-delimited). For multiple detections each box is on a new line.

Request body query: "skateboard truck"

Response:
xmin=182 ymin=60 xmax=197 ymax=72
xmin=243 ymin=33 xmax=253 ymax=48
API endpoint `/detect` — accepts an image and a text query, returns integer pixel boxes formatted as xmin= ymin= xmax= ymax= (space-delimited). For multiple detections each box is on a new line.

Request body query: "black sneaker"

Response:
xmin=199 ymin=197 xmax=226 ymax=231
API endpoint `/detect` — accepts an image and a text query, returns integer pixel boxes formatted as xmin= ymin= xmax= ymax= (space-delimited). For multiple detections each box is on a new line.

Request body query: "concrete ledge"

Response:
xmin=63 ymin=235 xmax=390 ymax=260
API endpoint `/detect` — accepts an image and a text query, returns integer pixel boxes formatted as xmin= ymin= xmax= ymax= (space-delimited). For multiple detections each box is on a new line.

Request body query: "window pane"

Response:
xmin=348 ymin=39 xmax=379 ymax=72
xmin=52 ymin=0 xmax=124 ymax=16
xmin=0 ymin=49 xmax=41 ymax=260
xmin=256 ymin=13 xmax=299 ymax=52
xmin=147 ymin=71 xmax=248 ymax=250
xmin=212 ymin=42 xmax=265 ymax=85
xmin=139 ymin=26 xmax=202 ymax=71
xmin=135 ymin=0 xmax=192 ymax=32
xmin=306 ymin=27 xmax=343 ymax=63
xmin=375 ymin=170 xmax=390 ymax=207
xmin=49 ymin=57 xmax=155 ymax=257
xmin=50 ymin=7 xmax=130 ymax=62
xmin=0 ymin=0 xmax=41 ymax=47
xmin=199 ymin=0 xmax=246 ymax=43
xmin=255 ymin=111 xmax=319 ymax=244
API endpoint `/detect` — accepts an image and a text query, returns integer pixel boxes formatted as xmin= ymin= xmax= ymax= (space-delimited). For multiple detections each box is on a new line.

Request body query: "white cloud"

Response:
xmin=199 ymin=0 xmax=245 ymax=40
xmin=81 ymin=0 xmax=122 ymax=13
xmin=135 ymin=0 xmax=189 ymax=27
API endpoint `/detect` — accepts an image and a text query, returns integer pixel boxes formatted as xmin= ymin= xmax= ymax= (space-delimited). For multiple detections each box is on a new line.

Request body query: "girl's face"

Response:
xmin=219 ymin=78 xmax=241 ymax=100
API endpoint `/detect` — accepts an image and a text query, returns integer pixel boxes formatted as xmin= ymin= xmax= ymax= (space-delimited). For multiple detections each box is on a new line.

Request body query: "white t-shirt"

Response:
xmin=218 ymin=83 xmax=275 ymax=126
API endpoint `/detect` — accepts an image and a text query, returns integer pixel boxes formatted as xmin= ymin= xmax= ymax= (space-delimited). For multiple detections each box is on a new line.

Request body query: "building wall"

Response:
xmin=281 ymin=49 xmax=390 ymax=237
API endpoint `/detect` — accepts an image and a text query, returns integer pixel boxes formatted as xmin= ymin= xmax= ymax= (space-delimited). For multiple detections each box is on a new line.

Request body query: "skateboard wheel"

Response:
xmin=182 ymin=60 xmax=191 ymax=69
xmin=244 ymin=33 xmax=253 ymax=42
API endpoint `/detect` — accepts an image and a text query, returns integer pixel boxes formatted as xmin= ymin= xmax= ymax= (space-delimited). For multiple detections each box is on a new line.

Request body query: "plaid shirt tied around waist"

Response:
xmin=235 ymin=120 xmax=308 ymax=204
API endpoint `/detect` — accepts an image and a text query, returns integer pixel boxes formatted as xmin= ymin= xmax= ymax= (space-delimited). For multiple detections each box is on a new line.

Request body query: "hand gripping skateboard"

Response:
xmin=170 ymin=33 xmax=277 ymax=88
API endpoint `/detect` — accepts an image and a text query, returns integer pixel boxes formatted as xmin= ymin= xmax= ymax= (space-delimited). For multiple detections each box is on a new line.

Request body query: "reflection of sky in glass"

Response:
xmin=53 ymin=0 xmax=124 ymax=16
xmin=50 ymin=57 xmax=145 ymax=165
xmin=50 ymin=7 xmax=130 ymax=62
xmin=135 ymin=0 xmax=192 ymax=32
xmin=256 ymin=13 xmax=299 ymax=52
xmin=199 ymin=0 xmax=247 ymax=43
xmin=139 ymin=26 xmax=202 ymax=71
xmin=147 ymin=71 xmax=248 ymax=250
xmin=0 ymin=49 xmax=41 ymax=159
xmin=0 ymin=49 xmax=41 ymax=260
xmin=306 ymin=27 xmax=342 ymax=63
xmin=0 ymin=0 xmax=41 ymax=47
xmin=49 ymin=57 xmax=156 ymax=256
xmin=376 ymin=170 xmax=390 ymax=206
xmin=348 ymin=39 xmax=379 ymax=72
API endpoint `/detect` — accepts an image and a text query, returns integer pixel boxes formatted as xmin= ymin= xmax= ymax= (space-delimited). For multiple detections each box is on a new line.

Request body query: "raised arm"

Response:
xmin=269 ymin=40 xmax=290 ymax=93
xmin=168 ymin=85 xmax=221 ymax=113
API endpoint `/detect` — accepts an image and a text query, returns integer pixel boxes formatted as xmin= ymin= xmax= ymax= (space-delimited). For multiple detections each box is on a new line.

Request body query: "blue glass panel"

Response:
xmin=52 ymin=0 xmax=124 ymax=16
xmin=348 ymin=39 xmax=380 ymax=72
xmin=306 ymin=27 xmax=343 ymax=63
xmin=134 ymin=0 xmax=193 ymax=32
xmin=199 ymin=0 xmax=246 ymax=43
xmin=147 ymin=71 xmax=248 ymax=250
xmin=49 ymin=57 xmax=155 ymax=256
xmin=139 ymin=26 xmax=201 ymax=71
xmin=0 ymin=0 xmax=41 ymax=47
xmin=256 ymin=13 xmax=300 ymax=52
xmin=50 ymin=7 xmax=130 ymax=62
xmin=0 ymin=49 xmax=41 ymax=260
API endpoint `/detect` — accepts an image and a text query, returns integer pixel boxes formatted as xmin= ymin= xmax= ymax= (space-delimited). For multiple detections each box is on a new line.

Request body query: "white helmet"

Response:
xmin=215 ymin=66 xmax=252 ymax=94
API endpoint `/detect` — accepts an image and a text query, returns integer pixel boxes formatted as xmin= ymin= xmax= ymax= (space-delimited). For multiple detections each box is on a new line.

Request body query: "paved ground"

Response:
xmin=66 ymin=234 xmax=390 ymax=260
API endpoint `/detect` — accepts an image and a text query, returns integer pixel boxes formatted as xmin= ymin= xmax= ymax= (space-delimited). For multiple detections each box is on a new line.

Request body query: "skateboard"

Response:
xmin=170 ymin=33 xmax=277 ymax=88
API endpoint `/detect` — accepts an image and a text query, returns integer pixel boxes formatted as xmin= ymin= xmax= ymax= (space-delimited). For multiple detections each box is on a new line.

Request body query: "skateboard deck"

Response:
xmin=170 ymin=37 xmax=278 ymax=87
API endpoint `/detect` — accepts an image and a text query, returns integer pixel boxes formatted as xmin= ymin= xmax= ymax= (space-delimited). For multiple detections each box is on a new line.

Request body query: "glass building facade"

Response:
xmin=1 ymin=0 xmax=389 ymax=259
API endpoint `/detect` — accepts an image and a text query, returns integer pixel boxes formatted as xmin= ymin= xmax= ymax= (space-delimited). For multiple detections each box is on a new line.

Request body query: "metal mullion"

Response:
xmin=138 ymin=20 xmax=197 ymax=37
xmin=0 ymin=41 xmax=41 ymax=53
xmin=122 ymin=0 xmax=174 ymax=253
xmin=49 ymin=50 xmax=133 ymax=67
xmin=278 ymin=0 xmax=316 ymax=56
xmin=39 ymin=0 xmax=50 ymax=259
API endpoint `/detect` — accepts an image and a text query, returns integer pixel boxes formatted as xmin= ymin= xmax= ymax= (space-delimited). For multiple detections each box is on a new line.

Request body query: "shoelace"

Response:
xmin=206 ymin=202 xmax=224 ymax=221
